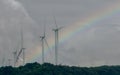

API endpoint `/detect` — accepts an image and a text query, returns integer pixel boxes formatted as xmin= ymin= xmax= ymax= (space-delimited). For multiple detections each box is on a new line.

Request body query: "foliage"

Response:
xmin=0 ymin=62 xmax=120 ymax=75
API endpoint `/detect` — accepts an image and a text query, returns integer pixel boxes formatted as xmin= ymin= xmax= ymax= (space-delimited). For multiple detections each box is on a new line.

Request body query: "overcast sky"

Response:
xmin=0 ymin=0 xmax=120 ymax=67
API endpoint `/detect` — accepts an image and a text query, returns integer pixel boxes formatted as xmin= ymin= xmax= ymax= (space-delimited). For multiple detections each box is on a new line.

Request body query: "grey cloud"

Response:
xmin=0 ymin=0 xmax=41 ymax=66
xmin=62 ymin=24 xmax=120 ymax=66
xmin=17 ymin=0 xmax=120 ymax=66
xmin=0 ymin=0 xmax=120 ymax=67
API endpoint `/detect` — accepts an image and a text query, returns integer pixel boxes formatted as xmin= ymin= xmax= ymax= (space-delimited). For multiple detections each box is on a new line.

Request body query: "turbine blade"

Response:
xmin=58 ymin=26 xmax=64 ymax=30
xmin=40 ymin=37 xmax=43 ymax=42
xmin=19 ymin=57 xmax=23 ymax=61
xmin=16 ymin=48 xmax=23 ymax=62
xmin=43 ymin=18 xmax=46 ymax=37
xmin=53 ymin=16 xmax=58 ymax=28
xmin=40 ymin=37 xmax=44 ymax=48
xmin=20 ymin=25 xmax=23 ymax=49
xmin=44 ymin=38 xmax=50 ymax=50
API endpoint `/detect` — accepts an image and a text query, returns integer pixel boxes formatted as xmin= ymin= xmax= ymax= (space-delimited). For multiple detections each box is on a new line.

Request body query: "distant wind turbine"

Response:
xmin=16 ymin=25 xmax=25 ymax=65
xmin=52 ymin=16 xmax=63 ymax=65
xmin=40 ymin=19 xmax=50 ymax=64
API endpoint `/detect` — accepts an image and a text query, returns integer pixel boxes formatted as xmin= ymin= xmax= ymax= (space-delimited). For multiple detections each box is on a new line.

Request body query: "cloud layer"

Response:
xmin=0 ymin=0 xmax=120 ymax=66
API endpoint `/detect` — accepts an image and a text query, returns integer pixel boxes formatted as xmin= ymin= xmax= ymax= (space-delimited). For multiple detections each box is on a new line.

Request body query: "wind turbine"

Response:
xmin=16 ymin=25 xmax=25 ymax=65
xmin=21 ymin=26 xmax=25 ymax=65
xmin=52 ymin=16 xmax=63 ymax=65
xmin=40 ymin=20 xmax=49 ymax=64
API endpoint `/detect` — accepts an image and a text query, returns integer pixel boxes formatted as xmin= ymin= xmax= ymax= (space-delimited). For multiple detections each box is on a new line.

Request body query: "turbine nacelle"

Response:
xmin=52 ymin=26 xmax=63 ymax=31
xmin=22 ymin=48 xmax=25 ymax=50
xmin=40 ymin=36 xmax=45 ymax=39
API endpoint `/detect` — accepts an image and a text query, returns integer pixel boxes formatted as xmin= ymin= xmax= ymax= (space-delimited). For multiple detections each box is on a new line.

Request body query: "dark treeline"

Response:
xmin=0 ymin=62 xmax=120 ymax=75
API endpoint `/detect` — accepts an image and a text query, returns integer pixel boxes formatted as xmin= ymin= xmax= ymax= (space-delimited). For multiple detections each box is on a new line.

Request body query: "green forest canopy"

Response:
xmin=0 ymin=62 xmax=120 ymax=75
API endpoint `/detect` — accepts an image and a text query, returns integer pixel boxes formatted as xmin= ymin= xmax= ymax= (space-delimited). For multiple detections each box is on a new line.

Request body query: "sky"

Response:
xmin=0 ymin=0 xmax=120 ymax=67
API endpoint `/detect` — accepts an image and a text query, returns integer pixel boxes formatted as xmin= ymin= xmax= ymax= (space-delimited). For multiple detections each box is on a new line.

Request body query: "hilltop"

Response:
xmin=0 ymin=62 xmax=120 ymax=75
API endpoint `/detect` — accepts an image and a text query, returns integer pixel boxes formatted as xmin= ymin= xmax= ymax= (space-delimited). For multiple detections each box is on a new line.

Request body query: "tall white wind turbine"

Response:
xmin=40 ymin=20 xmax=49 ymax=64
xmin=52 ymin=16 xmax=63 ymax=65
xmin=16 ymin=25 xmax=25 ymax=66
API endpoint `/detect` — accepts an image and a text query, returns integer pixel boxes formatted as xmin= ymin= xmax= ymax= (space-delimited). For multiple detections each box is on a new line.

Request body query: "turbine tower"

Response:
xmin=40 ymin=33 xmax=45 ymax=64
xmin=8 ymin=59 xmax=11 ymax=66
xmin=40 ymin=20 xmax=49 ymax=64
xmin=21 ymin=26 xmax=25 ymax=65
xmin=53 ymin=16 xmax=62 ymax=65
xmin=13 ymin=50 xmax=17 ymax=67
xmin=2 ymin=57 xmax=5 ymax=66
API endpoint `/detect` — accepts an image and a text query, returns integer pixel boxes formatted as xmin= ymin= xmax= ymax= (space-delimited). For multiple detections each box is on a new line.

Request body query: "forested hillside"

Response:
xmin=0 ymin=62 xmax=120 ymax=75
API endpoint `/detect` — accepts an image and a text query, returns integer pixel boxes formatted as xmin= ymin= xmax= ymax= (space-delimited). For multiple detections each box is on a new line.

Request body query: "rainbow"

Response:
xmin=27 ymin=2 xmax=120 ymax=63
